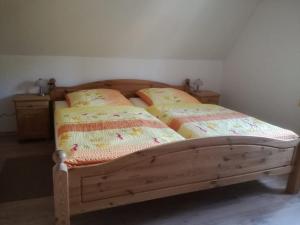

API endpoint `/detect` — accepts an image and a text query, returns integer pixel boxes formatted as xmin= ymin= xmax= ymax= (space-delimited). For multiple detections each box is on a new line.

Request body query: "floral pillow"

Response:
xmin=136 ymin=88 xmax=200 ymax=106
xmin=66 ymin=89 xmax=132 ymax=107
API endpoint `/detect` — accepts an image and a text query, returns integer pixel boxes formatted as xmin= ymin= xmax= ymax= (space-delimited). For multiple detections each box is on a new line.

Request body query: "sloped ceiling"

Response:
xmin=0 ymin=0 xmax=261 ymax=59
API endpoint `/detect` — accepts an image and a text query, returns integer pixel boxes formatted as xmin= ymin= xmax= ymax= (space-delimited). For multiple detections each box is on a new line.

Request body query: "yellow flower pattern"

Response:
xmin=137 ymin=88 xmax=200 ymax=105
xmin=148 ymin=103 xmax=298 ymax=141
xmin=66 ymin=89 xmax=132 ymax=107
xmin=55 ymin=105 xmax=184 ymax=167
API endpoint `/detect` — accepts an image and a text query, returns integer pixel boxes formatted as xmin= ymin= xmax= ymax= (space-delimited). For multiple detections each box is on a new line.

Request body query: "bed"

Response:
xmin=50 ymin=79 xmax=300 ymax=225
xmin=147 ymin=103 xmax=298 ymax=141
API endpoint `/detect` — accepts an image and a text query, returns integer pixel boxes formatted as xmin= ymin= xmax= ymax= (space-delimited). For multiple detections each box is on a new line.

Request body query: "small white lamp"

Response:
xmin=191 ymin=79 xmax=204 ymax=92
xmin=35 ymin=78 xmax=49 ymax=96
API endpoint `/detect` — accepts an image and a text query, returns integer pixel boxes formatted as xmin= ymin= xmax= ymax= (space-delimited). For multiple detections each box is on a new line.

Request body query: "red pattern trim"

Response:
xmin=169 ymin=112 xmax=247 ymax=130
xmin=58 ymin=119 xmax=167 ymax=136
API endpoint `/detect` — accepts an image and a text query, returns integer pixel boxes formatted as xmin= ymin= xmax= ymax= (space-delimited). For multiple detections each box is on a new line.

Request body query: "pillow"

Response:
xmin=66 ymin=89 xmax=132 ymax=107
xmin=136 ymin=88 xmax=200 ymax=106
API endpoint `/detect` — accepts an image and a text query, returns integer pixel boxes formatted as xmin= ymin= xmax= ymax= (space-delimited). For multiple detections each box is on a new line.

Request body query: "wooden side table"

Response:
xmin=188 ymin=90 xmax=220 ymax=104
xmin=13 ymin=94 xmax=51 ymax=140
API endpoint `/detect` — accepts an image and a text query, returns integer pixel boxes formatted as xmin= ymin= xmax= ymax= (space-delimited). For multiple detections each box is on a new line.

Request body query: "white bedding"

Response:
xmin=54 ymin=101 xmax=68 ymax=110
xmin=129 ymin=97 xmax=148 ymax=108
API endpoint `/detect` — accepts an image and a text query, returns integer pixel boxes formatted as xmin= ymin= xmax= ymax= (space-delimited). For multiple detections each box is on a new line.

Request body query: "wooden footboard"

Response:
xmin=53 ymin=136 xmax=299 ymax=225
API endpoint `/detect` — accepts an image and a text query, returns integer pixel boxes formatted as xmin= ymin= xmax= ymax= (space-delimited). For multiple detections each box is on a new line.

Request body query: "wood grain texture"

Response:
xmin=71 ymin=167 xmax=292 ymax=215
xmin=64 ymin=136 xmax=299 ymax=216
xmin=49 ymin=79 xmax=300 ymax=225
xmin=81 ymin=146 xmax=293 ymax=202
xmin=13 ymin=94 xmax=50 ymax=102
xmin=286 ymin=144 xmax=300 ymax=193
xmin=50 ymin=79 xmax=184 ymax=101
xmin=14 ymin=94 xmax=51 ymax=140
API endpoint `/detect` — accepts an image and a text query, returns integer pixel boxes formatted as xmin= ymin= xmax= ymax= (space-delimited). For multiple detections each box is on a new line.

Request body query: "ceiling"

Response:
xmin=0 ymin=0 xmax=261 ymax=59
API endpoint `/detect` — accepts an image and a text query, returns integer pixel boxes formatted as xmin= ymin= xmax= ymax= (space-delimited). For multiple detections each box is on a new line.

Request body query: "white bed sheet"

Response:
xmin=129 ymin=97 xmax=148 ymax=108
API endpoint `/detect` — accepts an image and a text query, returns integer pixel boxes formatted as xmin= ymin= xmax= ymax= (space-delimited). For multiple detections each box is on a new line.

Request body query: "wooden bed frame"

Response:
xmin=49 ymin=79 xmax=300 ymax=225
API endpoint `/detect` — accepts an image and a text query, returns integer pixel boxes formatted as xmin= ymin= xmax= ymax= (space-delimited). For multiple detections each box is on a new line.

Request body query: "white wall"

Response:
xmin=222 ymin=0 xmax=300 ymax=134
xmin=0 ymin=0 xmax=260 ymax=59
xmin=0 ymin=55 xmax=222 ymax=132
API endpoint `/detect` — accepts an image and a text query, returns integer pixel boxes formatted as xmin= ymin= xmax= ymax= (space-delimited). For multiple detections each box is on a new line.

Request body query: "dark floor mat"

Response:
xmin=0 ymin=155 xmax=53 ymax=203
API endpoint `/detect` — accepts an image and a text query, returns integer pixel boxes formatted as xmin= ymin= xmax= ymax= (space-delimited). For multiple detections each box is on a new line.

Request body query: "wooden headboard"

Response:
xmin=49 ymin=79 xmax=189 ymax=101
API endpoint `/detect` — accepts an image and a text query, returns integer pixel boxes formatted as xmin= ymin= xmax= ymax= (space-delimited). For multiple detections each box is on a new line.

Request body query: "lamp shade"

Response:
xmin=191 ymin=79 xmax=204 ymax=92
xmin=35 ymin=78 xmax=48 ymax=87
xmin=35 ymin=78 xmax=49 ymax=95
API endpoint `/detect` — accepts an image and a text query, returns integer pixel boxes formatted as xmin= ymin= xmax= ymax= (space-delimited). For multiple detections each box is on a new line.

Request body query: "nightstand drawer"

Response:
xmin=15 ymin=101 xmax=49 ymax=109
xmin=13 ymin=94 xmax=51 ymax=140
xmin=16 ymin=108 xmax=50 ymax=140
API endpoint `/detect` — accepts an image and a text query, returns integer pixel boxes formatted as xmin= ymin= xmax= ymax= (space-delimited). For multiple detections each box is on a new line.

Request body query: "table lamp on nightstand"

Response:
xmin=185 ymin=78 xmax=220 ymax=104
xmin=35 ymin=78 xmax=49 ymax=96
xmin=190 ymin=78 xmax=204 ymax=92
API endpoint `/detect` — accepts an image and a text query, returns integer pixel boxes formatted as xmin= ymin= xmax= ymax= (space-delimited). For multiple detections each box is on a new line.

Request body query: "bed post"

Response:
xmin=53 ymin=150 xmax=70 ymax=225
xmin=286 ymin=144 xmax=300 ymax=194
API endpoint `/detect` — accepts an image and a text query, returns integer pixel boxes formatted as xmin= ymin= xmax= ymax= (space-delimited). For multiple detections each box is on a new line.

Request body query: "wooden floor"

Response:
xmin=0 ymin=135 xmax=54 ymax=202
xmin=0 ymin=135 xmax=300 ymax=225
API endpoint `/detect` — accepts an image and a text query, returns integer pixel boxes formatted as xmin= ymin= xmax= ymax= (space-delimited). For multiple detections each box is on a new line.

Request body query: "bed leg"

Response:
xmin=286 ymin=145 xmax=300 ymax=194
xmin=53 ymin=150 xmax=70 ymax=225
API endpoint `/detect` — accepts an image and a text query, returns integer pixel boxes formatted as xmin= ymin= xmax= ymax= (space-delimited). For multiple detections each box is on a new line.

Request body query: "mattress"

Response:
xmin=147 ymin=103 xmax=298 ymax=141
xmin=55 ymin=105 xmax=184 ymax=167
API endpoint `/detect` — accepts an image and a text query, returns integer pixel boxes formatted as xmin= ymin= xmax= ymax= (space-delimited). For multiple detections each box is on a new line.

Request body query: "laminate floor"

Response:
xmin=0 ymin=135 xmax=299 ymax=225
xmin=0 ymin=135 xmax=54 ymax=202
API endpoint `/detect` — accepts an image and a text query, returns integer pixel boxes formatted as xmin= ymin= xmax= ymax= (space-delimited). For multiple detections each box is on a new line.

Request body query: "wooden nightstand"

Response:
xmin=13 ymin=94 xmax=51 ymax=140
xmin=188 ymin=90 xmax=220 ymax=104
